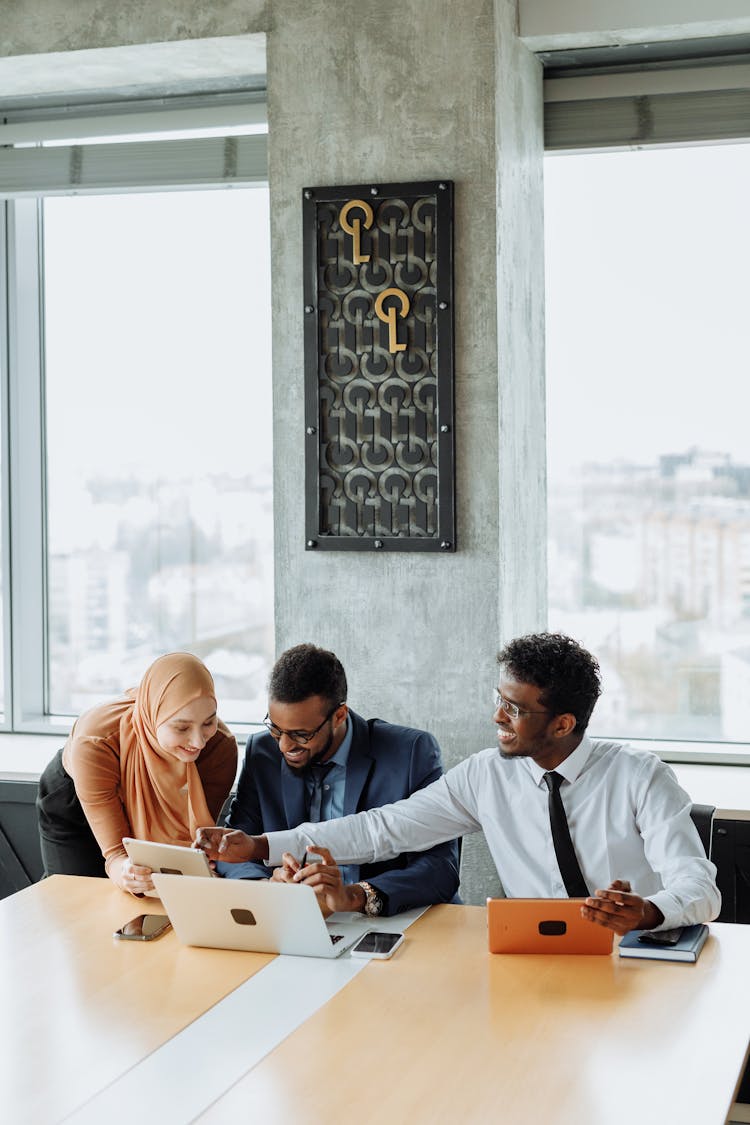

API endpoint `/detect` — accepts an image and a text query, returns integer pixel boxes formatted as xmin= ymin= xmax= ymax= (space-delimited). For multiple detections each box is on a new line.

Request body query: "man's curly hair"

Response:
xmin=497 ymin=633 xmax=601 ymax=732
xmin=269 ymin=643 xmax=347 ymax=708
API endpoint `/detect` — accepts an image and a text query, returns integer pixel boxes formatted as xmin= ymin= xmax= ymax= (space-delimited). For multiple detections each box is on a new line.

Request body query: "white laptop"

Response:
xmin=152 ymin=873 xmax=363 ymax=959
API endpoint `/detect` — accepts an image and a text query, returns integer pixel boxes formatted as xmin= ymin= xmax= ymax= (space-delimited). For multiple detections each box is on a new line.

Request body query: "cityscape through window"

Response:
xmin=43 ymin=188 xmax=273 ymax=722
xmin=546 ymin=143 xmax=750 ymax=744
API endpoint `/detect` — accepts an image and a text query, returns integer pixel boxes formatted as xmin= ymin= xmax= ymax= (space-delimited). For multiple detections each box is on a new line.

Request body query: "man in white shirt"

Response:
xmin=197 ymin=633 xmax=720 ymax=934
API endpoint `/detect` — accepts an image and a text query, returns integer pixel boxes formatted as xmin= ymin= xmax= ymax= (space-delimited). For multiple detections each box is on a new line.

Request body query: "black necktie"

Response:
xmin=542 ymin=771 xmax=589 ymax=897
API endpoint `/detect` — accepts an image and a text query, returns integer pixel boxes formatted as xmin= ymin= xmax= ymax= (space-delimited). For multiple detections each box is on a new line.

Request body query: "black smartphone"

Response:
xmin=350 ymin=930 xmax=404 ymax=959
xmin=113 ymin=914 xmax=172 ymax=941
xmin=637 ymin=927 xmax=684 ymax=946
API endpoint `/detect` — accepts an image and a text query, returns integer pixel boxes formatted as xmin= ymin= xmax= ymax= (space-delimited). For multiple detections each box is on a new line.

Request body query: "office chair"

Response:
xmin=689 ymin=803 xmax=715 ymax=860
xmin=458 ymin=830 xmax=504 ymax=905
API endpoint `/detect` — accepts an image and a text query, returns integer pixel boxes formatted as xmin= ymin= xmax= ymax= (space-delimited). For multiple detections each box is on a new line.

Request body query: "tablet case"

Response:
xmin=487 ymin=897 xmax=614 ymax=954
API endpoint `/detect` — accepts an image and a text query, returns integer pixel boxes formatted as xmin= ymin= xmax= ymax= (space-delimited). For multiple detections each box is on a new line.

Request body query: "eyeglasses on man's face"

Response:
xmin=262 ymin=702 xmax=342 ymax=745
xmin=493 ymin=689 xmax=550 ymax=721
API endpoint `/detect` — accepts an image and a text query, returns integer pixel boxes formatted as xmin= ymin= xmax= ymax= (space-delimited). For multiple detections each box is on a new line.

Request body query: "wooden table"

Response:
xmin=194 ymin=904 xmax=750 ymax=1125
xmin=3 ymin=878 xmax=749 ymax=1124
xmin=1 ymin=876 xmax=274 ymax=1124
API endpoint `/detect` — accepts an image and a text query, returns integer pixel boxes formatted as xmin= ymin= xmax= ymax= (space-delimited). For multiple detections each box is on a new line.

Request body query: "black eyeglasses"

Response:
xmin=493 ymin=689 xmax=550 ymax=721
xmin=262 ymin=702 xmax=343 ymax=745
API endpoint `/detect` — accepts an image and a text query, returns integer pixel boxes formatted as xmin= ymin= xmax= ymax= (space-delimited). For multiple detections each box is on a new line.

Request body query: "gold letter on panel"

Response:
xmin=339 ymin=199 xmax=374 ymax=264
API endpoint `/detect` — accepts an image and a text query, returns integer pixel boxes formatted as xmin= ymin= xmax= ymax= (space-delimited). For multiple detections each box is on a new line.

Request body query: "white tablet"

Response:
xmin=123 ymin=837 xmax=213 ymax=877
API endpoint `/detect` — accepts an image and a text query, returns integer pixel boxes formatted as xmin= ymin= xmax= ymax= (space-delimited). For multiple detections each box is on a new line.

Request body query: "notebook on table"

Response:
xmin=152 ymin=873 xmax=362 ymax=959
xmin=487 ymin=897 xmax=614 ymax=955
xmin=618 ymin=924 xmax=709 ymax=963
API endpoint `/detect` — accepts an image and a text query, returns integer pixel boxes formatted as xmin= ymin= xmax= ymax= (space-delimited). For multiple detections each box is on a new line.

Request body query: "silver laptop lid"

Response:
xmin=152 ymin=874 xmax=360 ymax=959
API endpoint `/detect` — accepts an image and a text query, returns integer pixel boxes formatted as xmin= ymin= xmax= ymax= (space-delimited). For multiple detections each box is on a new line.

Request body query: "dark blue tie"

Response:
xmin=542 ymin=771 xmax=589 ymax=898
xmin=307 ymin=762 xmax=334 ymax=822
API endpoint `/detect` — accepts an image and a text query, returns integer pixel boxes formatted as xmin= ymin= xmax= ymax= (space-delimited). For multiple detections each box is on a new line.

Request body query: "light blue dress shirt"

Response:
xmin=303 ymin=716 xmax=356 ymax=885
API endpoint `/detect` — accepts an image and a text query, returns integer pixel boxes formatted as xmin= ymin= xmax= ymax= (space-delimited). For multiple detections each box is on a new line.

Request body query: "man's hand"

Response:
xmin=194 ymin=827 xmax=268 ymax=864
xmin=290 ymin=845 xmax=367 ymax=917
xmin=581 ymin=879 xmax=664 ymax=935
xmin=270 ymin=854 xmax=299 ymax=884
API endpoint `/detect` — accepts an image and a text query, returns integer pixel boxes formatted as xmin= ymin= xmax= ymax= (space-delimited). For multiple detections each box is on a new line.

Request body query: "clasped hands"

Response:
xmin=271 ymin=847 xmax=366 ymax=917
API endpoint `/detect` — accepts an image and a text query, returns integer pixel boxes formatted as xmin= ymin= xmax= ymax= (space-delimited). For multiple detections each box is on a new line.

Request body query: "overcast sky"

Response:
xmin=43 ymin=187 xmax=272 ymax=487
xmin=545 ymin=142 xmax=750 ymax=477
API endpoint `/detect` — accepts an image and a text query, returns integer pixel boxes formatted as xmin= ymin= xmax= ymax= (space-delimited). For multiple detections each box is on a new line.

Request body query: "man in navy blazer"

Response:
xmin=218 ymin=643 xmax=459 ymax=917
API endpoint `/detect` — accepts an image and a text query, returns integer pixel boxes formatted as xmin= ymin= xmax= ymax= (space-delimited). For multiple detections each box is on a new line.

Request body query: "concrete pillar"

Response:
xmin=268 ymin=0 xmax=545 ymax=765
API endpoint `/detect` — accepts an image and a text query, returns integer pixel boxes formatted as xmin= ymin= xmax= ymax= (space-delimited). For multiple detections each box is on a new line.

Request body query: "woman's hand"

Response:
xmin=109 ymin=854 xmax=154 ymax=896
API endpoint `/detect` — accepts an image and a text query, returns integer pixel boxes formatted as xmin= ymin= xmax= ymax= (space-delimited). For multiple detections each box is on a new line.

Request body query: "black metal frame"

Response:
xmin=302 ymin=179 xmax=455 ymax=552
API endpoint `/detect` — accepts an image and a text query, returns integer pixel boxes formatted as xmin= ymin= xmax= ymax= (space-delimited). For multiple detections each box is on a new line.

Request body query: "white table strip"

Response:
xmin=64 ymin=909 xmax=425 ymax=1125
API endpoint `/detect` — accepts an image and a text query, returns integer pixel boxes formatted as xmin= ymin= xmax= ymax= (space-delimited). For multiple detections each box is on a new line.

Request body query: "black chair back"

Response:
xmin=689 ymin=803 xmax=715 ymax=860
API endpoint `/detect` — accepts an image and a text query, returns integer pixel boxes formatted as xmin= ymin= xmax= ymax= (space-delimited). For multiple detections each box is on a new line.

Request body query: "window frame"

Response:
xmin=0 ymin=96 xmax=268 ymax=735
xmin=542 ymin=58 xmax=750 ymax=766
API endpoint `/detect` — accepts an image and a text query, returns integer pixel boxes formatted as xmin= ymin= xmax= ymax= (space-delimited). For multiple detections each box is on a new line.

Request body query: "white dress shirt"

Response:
xmin=265 ymin=735 xmax=720 ymax=929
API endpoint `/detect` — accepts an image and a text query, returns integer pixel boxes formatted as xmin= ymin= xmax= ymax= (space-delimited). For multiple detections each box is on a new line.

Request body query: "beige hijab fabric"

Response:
xmin=119 ymin=652 xmax=216 ymax=846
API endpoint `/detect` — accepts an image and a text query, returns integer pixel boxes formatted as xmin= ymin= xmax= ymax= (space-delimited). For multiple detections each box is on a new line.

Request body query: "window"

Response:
xmin=545 ymin=142 xmax=750 ymax=750
xmin=1 ymin=102 xmax=271 ymax=731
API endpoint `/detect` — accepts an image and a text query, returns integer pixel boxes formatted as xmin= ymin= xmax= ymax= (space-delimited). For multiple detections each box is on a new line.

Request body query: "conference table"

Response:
xmin=3 ymin=876 xmax=749 ymax=1124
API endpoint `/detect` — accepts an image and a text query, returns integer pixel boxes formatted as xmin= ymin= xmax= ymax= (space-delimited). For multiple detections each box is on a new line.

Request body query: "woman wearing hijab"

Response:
xmin=36 ymin=652 xmax=237 ymax=895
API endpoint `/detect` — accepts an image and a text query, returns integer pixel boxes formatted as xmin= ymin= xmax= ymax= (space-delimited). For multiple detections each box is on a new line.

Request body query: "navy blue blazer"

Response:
xmin=218 ymin=709 xmax=460 ymax=915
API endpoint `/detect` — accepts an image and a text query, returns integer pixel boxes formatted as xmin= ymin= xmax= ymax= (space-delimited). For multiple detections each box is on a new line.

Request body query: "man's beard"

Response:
xmin=286 ymin=725 xmax=335 ymax=772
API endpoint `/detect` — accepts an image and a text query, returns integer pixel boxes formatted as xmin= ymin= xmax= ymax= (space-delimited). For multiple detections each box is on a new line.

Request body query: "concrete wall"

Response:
xmin=268 ymin=0 xmax=544 ymax=765
xmin=1 ymin=0 xmax=546 ymax=769
xmin=495 ymin=0 xmax=547 ymax=661
xmin=0 ymin=0 xmax=268 ymax=55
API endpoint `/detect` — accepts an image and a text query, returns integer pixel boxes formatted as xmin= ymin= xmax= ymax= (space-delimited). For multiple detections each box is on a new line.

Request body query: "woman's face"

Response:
xmin=155 ymin=696 xmax=218 ymax=763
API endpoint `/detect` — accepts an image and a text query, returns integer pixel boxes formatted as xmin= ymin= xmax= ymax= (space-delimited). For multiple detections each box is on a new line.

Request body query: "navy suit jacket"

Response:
xmin=218 ymin=709 xmax=460 ymax=915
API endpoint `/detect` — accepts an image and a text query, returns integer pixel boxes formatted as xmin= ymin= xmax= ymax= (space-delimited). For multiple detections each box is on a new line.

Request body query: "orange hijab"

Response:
xmin=119 ymin=653 xmax=216 ymax=846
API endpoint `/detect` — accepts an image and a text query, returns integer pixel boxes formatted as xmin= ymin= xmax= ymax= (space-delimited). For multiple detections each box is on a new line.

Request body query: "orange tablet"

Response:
xmin=487 ymin=898 xmax=614 ymax=955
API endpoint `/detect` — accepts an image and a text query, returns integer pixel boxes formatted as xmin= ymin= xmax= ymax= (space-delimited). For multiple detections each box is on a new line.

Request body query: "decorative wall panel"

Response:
xmin=303 ymin=180 xmax=455 ymax=552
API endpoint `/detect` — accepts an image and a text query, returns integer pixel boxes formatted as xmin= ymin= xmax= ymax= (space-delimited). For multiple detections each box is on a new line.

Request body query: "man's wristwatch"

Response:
xmin=357 ymin=880 xmax=384 ymax=917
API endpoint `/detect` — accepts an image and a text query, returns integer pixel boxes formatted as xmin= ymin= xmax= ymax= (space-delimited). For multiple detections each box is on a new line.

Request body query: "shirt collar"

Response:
xmin=324 ymin=713 xmax=352 ymax=769
xmin=526 ymin=733 xmax=594 ymax=788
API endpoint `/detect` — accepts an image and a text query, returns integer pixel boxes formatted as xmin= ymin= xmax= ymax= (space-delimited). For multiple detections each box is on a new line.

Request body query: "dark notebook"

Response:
xmin=618 ymin=924 xmax=709 ymax=962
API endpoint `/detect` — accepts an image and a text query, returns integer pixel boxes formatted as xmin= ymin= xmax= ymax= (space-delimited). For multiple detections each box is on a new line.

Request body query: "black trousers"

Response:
xmin=36 ymin=749 xmax=106 ymax=878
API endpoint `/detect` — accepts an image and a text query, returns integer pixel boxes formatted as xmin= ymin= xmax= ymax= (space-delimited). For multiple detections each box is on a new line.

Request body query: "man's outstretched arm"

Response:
xmin=195 ymin=827 xmax=270 ymax=864
xmin=197 ymin=768 xmax=481 ymax=871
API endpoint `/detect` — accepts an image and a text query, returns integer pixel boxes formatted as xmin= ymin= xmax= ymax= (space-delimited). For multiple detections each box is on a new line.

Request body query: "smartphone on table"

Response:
xmin=637 ymin=927 xmax=684 ymax=946
xmin=114 ymin=914 xmax=172 ymax=941
xmin=350 ymin=931 xmax=404 ymax=959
